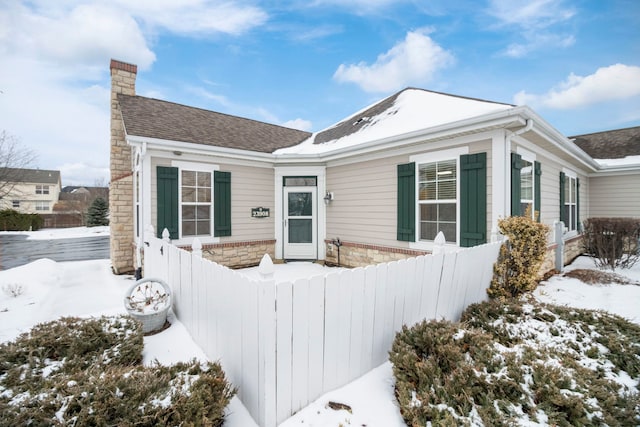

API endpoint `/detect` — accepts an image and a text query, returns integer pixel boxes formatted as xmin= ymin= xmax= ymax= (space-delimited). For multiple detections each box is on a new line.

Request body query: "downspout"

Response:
xmin=135 ymin=142 xmax=147 ymax=279
xmin=494 ymin=119 xmax=533 ymax=240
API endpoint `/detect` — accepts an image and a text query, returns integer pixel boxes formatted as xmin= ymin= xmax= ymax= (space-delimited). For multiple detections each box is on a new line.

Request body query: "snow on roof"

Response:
xmin=594 ymin=155 xmax=640 ymax=167
xmin=275 ymin=88 xmax=514 ymax=155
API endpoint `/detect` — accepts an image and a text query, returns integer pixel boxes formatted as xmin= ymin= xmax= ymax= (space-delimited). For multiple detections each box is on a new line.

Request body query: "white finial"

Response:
xmin=432 ymin=231 xmax=446 ymax=255
xmin=258 ymin=253 xmax=274 ymax=280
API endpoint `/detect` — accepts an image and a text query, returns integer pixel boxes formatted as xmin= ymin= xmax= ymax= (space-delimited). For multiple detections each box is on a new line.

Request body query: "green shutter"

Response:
xmin=510 ymin=152 xmax=522 ymax=216
xmin=157 ymin=166 xmax=179 ymax=239
xmin=576 ymin=177 xmax=581 ymax=232
xmin=460 ymin=153 xmax=487 ymax=247
xmin=559 ymin=172 xmax=566 ymax=224
xmin=534 ymin=161 xmax=542 ymax=221
xmin=214 ymin=171 xmax=231 ymax=237
xmin=397 ymin=162 xmax=415 ymax=241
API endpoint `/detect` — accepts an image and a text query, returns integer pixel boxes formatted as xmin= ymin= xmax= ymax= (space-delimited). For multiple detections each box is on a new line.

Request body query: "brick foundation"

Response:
xmin=324 ymin=240 xmax=428 ymax=268
xmin=183 ymin=239 xmax=276 ymax=269
xmin=540 ymin=234 xmax=584 ymax=276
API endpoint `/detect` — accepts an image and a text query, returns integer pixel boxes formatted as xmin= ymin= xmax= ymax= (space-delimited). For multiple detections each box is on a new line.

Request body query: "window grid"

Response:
xmin=564 ymin=176 xmax=577 ymax=231
xmin=35 ymin=201 xmax=49 ymax=211
xmin=35 ymin=185 xmax=49 ymax=195
xmin=520 ymin=159 xmax=534 ymax=218
xmin=418 ymin=159 xmax=457 ymax=243
xmin=181 ymin=170 xmax=212 ymax=237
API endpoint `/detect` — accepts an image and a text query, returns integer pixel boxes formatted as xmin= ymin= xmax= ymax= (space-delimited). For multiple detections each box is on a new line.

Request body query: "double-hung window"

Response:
xmin=36 ymin=185 xmax=49 ymax=195
xmin=181 ymin=170 xmax=212 ymax=237
xmin=157 ymin=164 xmax=231 ymax=241
xmin=418 ymin=159 xmax=457 ymax=243
xmin=520 ymin=158 xmax=534 ymax=218
xmin=35 ymin=201 xmax=49 ymax=211
xmin=511 ymin=151 xmax=541 ymax=219
xmin=560 ymin=173 xmax=579 ymax=231
xmin=398 ymin=148 xmax=486 ymax=248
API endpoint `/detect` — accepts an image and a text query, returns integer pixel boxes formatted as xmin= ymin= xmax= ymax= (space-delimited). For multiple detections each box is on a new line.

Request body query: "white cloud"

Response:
xmin=333 ymin=28 xmax=454 ymax=93
xmin=0 ymin=1 xmax=268 ymax=185
xmin=115 ymin=0 xmax=268 ymax=36
xmin=488 ymin=0 xmax=575 ymax=29
xmin=514 ymin=64 xmax=640 ymax=109
xmin=282 ymin=118 xmax=313 ymax=132
xmin=487 ymin=0 xmax=576 ymax=57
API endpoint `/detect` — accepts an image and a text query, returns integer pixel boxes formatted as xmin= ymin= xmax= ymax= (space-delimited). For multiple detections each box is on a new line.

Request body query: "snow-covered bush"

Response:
xmin=0 ymin=316 xmax=235 ymax=426
xmin=1 ymin=282 xmax=23 ymax=297
xmin=390 ymin=299 xmax=640 ymax=426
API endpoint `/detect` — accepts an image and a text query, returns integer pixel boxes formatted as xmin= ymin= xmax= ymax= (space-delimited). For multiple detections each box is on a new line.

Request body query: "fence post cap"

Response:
xmin=162 ymin=228 xmax=171 ymax=241
xmin=258 ymin=253 xmax=274 ymax=279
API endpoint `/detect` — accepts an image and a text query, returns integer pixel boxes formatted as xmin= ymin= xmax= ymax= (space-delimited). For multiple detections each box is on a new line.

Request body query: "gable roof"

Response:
xmin=117 ymin=94 xmax=311 ymax=153
xmin=570 ymin=126 xmax=640 ymax=159
xmin=277 ymin=88 xmax=515 ymax=155
xmin=1 ymin=168 xmax=60 ymax=184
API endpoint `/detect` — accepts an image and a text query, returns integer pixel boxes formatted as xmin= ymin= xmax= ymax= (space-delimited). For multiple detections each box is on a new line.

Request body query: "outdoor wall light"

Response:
xmin=324 ymin=191 xmax=334 ymax=204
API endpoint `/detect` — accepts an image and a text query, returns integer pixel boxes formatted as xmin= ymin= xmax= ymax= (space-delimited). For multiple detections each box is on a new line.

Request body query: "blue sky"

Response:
xmin=1 ymin=0 xmax=639 ymax=185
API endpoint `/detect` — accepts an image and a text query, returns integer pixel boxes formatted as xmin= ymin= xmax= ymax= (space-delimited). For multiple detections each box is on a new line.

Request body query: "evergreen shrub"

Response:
xmin=0 ymin=316 xmax=235 ymax=426
xmin=0 ymin=209 xmax=43 ymax=231
xmin=86 ymin=196 xmax=109 ymax=226
xmin=488 ymin=209 xmax=550 ymax=300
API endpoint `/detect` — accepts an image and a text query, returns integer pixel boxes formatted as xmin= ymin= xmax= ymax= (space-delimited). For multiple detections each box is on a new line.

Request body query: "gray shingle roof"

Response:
xmin=117 ymin=94 xmax=311 ymax=153
xmin=1 ymin=168 xmax=60 ymax=184
xmin=571 ymin=126 xmax=640 ymax=159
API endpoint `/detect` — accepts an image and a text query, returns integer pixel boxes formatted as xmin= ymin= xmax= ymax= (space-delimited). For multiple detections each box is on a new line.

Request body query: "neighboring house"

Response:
xmin=0 ymin=168 xmax=61 ymax=214
xmin=109 ymin=59 xmax=640 ymax=274
xmin=50 ymin=186 xmax=110 ymax=228
xmin=570 ymin=126 xmax=640 ymax=218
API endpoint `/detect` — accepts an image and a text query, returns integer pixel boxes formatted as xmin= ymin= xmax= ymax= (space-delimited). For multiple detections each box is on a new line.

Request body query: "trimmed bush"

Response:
xmin=582 ymin=217 xmax=640 ymax=270
xmin=488 ymin=209 xmax=550 ymax=300
xmin=0 ymin=316 xmax=236 ymax=426
xmin=390 ymin=299 xmax=640 ymax=427
xmin=0 ymin=209 xmax=43 ymax=231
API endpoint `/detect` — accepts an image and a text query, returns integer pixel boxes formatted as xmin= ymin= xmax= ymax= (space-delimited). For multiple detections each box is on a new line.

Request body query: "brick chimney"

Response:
xmin=109 ymin=59 xmax=137 ymax=274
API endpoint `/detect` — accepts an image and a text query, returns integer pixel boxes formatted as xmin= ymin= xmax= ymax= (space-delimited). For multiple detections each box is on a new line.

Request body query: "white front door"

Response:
xmin=284 ymin=186 xmax=317 ymax=259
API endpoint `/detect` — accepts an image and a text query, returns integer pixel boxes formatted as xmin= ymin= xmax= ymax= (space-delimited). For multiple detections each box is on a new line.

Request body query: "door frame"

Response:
xmin=274 ymin=166 xmax=326 ymax=261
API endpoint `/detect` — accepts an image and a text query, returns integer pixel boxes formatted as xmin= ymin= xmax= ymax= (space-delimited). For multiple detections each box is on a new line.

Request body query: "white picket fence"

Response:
xmin=143 ymin=230 xmax=502 ymax=427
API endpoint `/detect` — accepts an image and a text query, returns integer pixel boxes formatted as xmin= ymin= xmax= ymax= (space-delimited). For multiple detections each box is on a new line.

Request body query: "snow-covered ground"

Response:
xmin=1 ymin=226 xmax=639 ymax=426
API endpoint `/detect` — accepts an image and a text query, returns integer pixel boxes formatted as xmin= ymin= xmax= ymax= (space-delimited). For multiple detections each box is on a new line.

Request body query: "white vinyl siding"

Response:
xmin=326 ymin=155 xmax=401 ymax=248
xmin=589 ymin=173 xmax=640 ymax=218
xmin=150 ymin=157 xmax=275 ymax=243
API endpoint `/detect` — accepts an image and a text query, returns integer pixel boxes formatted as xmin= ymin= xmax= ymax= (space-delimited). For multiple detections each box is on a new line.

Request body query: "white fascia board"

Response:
xmin=515 ymin=106 xmax=600 ymax=172
xmin=126 ymin=135 xmax=274 ymax=163
xmin=275 ymin=112 xmax=526 ymax=164
xmin=588 ymin=165 xmax=640 ymax=177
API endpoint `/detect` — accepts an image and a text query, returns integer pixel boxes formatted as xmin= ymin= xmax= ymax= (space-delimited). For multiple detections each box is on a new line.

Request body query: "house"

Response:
xmin=49 ymin=186 xmax=110 ymax=228
xmin=570 ymin=126 xmax=640 ymax=218
xmin=109 ymin=59 xmax=640 ymax=274
xmin=0 ymin=168 xmax=61 ymax=214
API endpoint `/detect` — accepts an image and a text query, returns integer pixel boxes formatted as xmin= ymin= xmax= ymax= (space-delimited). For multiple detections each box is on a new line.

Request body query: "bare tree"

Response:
xmin=0 ymin=131 xmax=37 ymax=198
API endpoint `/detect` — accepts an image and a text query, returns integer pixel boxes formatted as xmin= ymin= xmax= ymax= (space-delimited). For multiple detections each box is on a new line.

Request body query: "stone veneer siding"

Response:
xmin=192 ymin=240 xmax=276 ymax=269
xmin=110 ymin=60 xmax=137 ymax=274
xmin=324 ymin=240 xmax=428 ymax=268
xmin=539 ymin=235 xmax=585 ymax=277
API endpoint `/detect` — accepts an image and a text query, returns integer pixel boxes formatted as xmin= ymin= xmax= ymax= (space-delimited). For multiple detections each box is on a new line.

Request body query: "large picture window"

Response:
xmin=418 ymin=159 xmax=457 ymax=243
xmin=181 ymin=170 xmax=211 ymax=236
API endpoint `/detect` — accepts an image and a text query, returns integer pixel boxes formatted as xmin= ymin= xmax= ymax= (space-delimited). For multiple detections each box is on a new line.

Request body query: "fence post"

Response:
xmin=192 ymin=237 xmax=202 ymax=258
xmin=162 ymin=228 xmax=171 ymax=243
xmin=555 ymin=221 xmax=565 ymax=272
xmin=432 ymin=231 xmax=446 ymax=255
xmin=257 ymin=254 xmax=277 ymax=427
